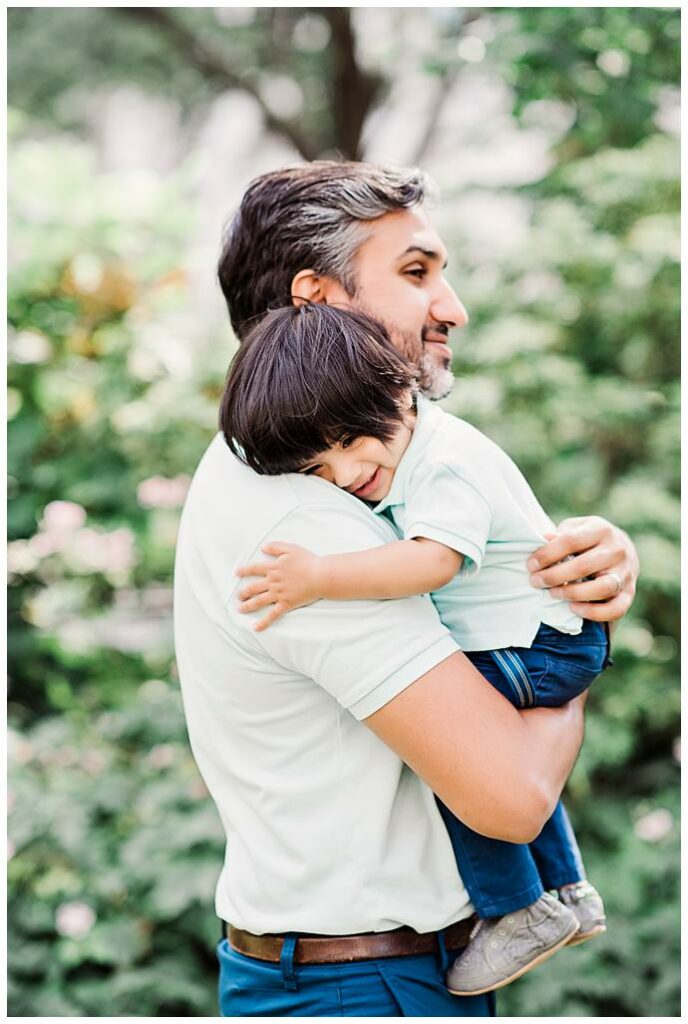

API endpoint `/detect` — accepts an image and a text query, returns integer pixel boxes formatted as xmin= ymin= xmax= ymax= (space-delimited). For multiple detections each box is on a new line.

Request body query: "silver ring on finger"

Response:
xmin=607 ymin=571 xmax=622 ymax=597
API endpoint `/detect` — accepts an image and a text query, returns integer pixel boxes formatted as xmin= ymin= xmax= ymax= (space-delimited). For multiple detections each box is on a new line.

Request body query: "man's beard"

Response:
xmin=417 ymin=347 xmax=455 ymax=401
xmin=396 ymin=327 xmax=455 ymax=401
xmin=352 ymin=297 xmax=455 ymax=401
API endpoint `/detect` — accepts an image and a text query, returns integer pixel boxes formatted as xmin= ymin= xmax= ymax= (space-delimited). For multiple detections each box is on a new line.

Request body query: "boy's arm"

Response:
xmin=236 ymin=538 xmax=463 ymax=631
xmin=318 ymin=538 xmax=462 ymax=599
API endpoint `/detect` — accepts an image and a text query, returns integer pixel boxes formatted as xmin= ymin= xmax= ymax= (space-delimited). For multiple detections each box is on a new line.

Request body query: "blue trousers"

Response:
xmin=438 ymin=620 xmax=610 ymax=918
xmin=218 ymin=936 xmax=496 ymax=1017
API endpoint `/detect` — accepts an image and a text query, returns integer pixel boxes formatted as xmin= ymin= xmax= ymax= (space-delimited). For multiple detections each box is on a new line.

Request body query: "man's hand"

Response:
xmin=527 ymin=516 xmax=639 ymax=622
xmin=236 ymin=541 xmax=322 ymax=631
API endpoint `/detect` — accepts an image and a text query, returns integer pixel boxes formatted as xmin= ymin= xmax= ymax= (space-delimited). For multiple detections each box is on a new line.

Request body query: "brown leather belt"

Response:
xmin=226 ymin=916 xmax=476 ymax=965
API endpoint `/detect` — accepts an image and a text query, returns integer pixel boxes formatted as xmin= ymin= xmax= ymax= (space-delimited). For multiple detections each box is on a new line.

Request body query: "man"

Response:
xmin=174 ymin=162 xmax=638 ymax=1017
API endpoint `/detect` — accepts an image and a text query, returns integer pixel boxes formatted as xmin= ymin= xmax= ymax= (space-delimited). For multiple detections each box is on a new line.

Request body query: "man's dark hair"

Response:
xmin=218 ymin=161 xmax=431 ymax=341
xmin=220 ymin=303 xmax=417 ymax=476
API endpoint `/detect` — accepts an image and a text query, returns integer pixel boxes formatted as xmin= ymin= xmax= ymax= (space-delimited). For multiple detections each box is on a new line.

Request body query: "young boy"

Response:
xmin=220 ymin=303 xmax=610 ymax=996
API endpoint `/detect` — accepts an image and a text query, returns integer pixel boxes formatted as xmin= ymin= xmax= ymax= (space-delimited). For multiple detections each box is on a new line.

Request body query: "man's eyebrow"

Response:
xmin=396 ymin=245 xmax=448 ymax=269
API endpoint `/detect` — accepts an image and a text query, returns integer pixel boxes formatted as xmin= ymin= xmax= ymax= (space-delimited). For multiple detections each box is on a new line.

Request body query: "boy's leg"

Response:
xmin=512 ymin=623 xmax=608 ymax=890
xmin=444 ymin=650 xmax=546 ymax=918
xmin=217 ymin=937 xmax=496 ymax=1016
xmin=530 ymin=799 xmax=586 ymax=891
xmin=512 ymin=626 xmax=607 ymax=944
xmin=436 ymin=798 xmax=544 ymax=918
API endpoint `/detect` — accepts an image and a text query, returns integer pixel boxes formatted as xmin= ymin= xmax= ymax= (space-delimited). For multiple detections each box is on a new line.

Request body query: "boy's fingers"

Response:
xmin=239 ymin=592 xmax=276 ymax=614
xmin=261 ymin=541 xmax=294 ymax=557
xmin=235 ymin=562 xmax=272 ymax=578
xmin=254 ymin=604 xmax=288 ymax=632
xmin=238 ymin=581 xmax=270 ymax=602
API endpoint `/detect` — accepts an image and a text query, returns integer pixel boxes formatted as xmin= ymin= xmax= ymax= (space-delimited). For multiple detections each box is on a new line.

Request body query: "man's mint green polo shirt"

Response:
xmin=175 ymin=434 xmax=472 ymax=936
xmin=374 ymin=397 xmax=582 ymax=652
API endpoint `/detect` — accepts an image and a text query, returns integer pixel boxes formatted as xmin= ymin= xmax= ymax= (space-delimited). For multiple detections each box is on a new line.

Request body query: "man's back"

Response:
xmin=174 ymin=434 xmax=471 ymax=935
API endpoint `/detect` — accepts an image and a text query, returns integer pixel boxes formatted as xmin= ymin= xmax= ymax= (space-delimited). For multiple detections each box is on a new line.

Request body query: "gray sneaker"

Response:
xmin=446 ymin=892 xmax=579 ymax=995
xmin=558 ymin=881 xmax=606 ymax=945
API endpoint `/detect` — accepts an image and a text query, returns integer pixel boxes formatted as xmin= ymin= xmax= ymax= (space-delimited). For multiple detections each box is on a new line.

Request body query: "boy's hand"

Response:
xmin=235 ymin=541 xmax=322 ymax=631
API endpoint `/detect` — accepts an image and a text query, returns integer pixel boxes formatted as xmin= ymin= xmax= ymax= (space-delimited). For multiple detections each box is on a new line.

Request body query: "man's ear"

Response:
xmin=291 ymin=269 xmax=323 ymax=306
xmin=291 ymin=269 xmax=351 ymax=307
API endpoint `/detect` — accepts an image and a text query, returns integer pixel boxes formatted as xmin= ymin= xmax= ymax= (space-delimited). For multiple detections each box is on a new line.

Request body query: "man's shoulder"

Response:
xmin=181 ymin=434 xmax=394 ymax=553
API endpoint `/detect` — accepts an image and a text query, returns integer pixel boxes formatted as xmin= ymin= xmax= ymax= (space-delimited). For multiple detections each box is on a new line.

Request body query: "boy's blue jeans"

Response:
xmin=438 ymin=620 xmax=610 ymax=919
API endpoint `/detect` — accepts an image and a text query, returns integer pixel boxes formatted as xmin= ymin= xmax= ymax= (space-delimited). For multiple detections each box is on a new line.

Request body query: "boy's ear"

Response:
xmin=291 ymin=269 xmax=351 ymax=307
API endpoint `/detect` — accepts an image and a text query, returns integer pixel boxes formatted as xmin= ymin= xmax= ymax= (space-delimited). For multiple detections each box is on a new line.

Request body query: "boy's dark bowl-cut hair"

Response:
xmin=220 ymin=304 xmax=417 ymax=476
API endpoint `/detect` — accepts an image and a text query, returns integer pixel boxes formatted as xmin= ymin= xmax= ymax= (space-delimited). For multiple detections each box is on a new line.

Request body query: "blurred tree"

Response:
xmin=7 ymin=8 xmax=679 ymax=161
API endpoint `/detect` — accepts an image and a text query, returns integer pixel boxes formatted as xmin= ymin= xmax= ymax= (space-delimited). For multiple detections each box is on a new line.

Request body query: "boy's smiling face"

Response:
xmin=299 ymin=419 xmax=414 ymax=503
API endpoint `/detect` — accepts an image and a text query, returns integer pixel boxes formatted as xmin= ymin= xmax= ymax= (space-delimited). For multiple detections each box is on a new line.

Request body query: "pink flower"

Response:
xmin=147 ymin=744 xmax=176 ymax=769
xmin=634 ymin=808 xmax=673 ymax=843
xmin=81 ymin=750 xmax=107 ymax=774
xmin=7 ymin=540 xmax=39 ymax=575
xmin=55 ymin=901 xmax=96 ymax=940
xmin=30 ymin=532 xmax=63 ymax=557
xmin=42 ymin=501 xmax=87 ymax=533
xmin=65 ymin=527 xmax=137 ymax=575
xmin=137 ymin=475 xmax=191 ymax=509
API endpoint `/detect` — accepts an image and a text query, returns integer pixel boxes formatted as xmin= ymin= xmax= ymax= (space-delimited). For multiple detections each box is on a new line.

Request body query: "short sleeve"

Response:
xmin=402 ymin=460 xmax=492 ymax=573
xmin=225 ymin=499 xmax=459 ymax=720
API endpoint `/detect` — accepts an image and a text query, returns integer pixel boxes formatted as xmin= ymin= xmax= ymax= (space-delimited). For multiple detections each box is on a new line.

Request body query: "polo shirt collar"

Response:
xmin=374 ymin=394 xmax=442 ymax=515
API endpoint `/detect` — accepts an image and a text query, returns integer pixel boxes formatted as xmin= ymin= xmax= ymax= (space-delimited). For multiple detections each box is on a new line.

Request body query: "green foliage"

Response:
xmin=8 ymin=681 xmax=224 ymax=1016
xmin=499 ymin=7 xmax=680 ymax=155
xmin=7 ymin=7 xmax=679 ymax=1017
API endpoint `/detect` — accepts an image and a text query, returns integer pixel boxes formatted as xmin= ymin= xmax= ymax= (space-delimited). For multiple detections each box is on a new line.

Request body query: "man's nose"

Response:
xmin=432 ymin=279 xmax=469 ymax=330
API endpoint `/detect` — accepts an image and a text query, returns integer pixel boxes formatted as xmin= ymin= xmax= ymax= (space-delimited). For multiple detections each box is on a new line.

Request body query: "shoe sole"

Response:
xmin=566 ymin=923 xmax=606 ymax=946
xmin=447 ymin=919 xmax=580 ymax=996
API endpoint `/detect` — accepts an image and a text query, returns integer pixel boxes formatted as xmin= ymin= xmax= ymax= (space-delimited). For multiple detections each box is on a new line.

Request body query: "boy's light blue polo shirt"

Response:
xmin=374 ymin=396 xmax=582 ymax=652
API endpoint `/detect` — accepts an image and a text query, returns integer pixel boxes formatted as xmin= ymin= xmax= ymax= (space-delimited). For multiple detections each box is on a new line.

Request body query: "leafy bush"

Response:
xmin=8 ymin=681 xmax=224 ymax=1016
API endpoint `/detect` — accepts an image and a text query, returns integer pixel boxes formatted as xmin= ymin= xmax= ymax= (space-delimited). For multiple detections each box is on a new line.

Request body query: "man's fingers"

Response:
xmin=527 ymin=531 xmax=593 ymax=572
xmin=235 ymin=561 xmax=273 ymax=579
xmin=529 ymin=548 xmax=618 ymax=589
xmin=253 ymin=604 xmax=288 ymax=632
xmin=548 ymin=572 xmax=625 ymax=604
xmin=527 ymin=515 xmax=620 ymax=571
xmin=236 ymin=581 xmax=268 ymax=602
xmin=567 ymin=590 xmax=633 ymax=623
